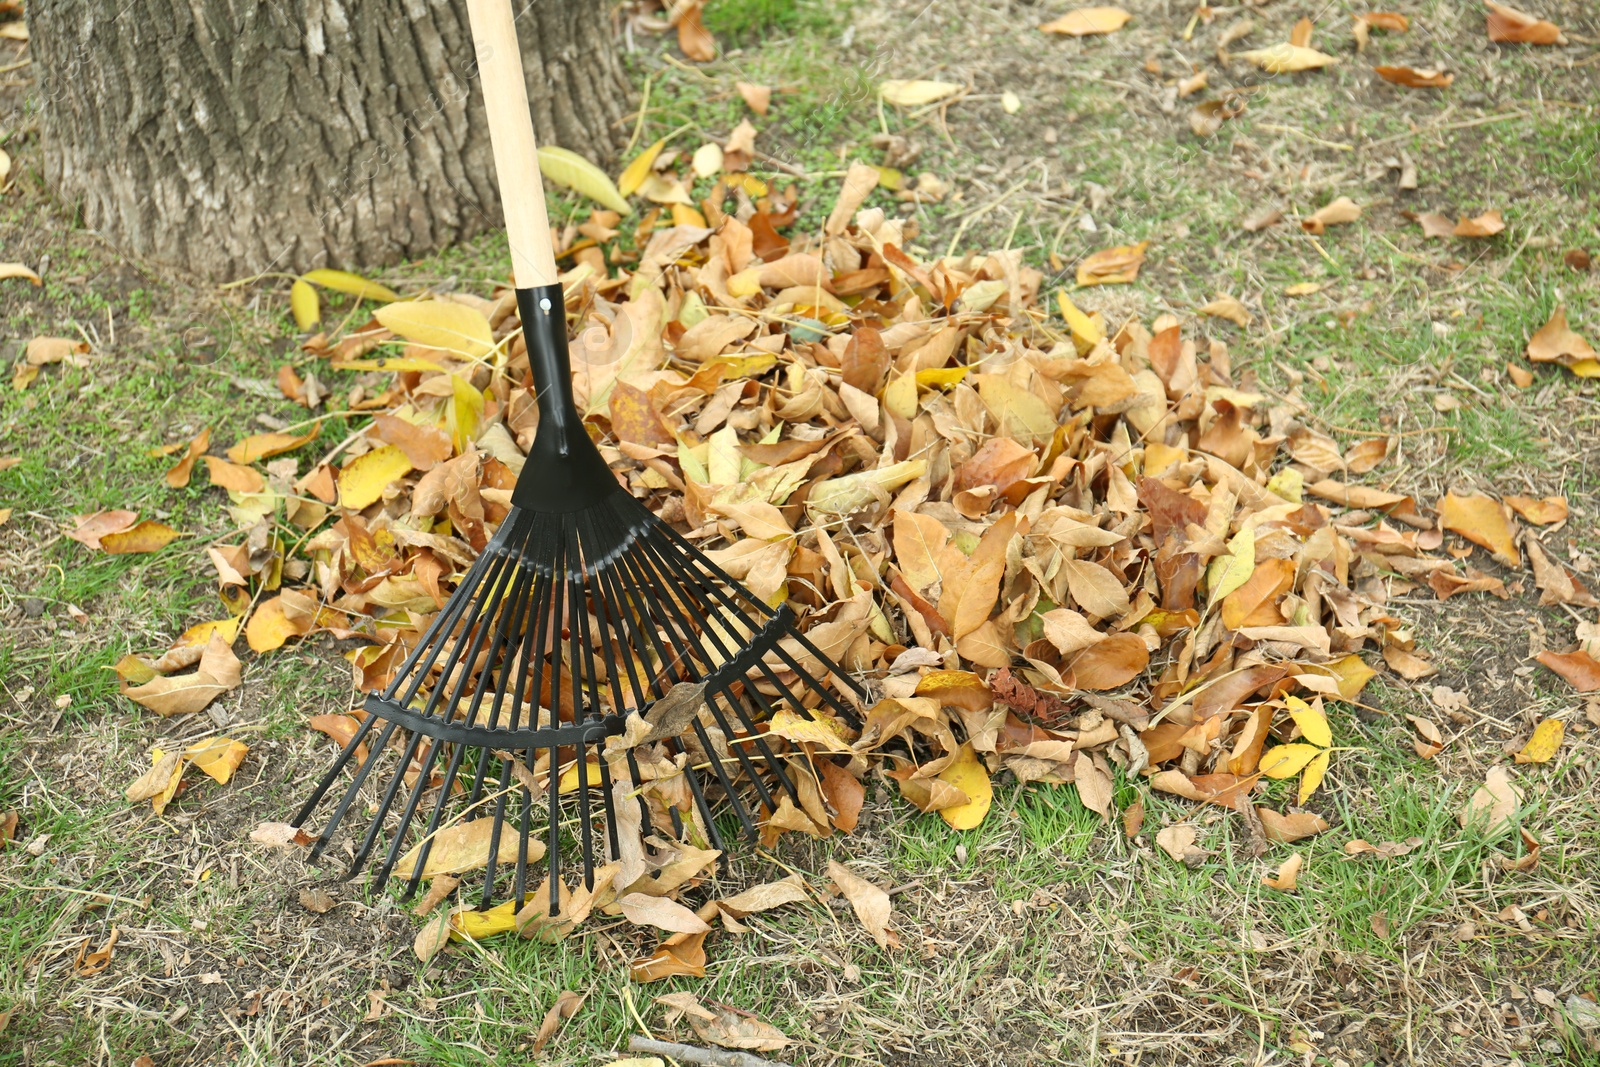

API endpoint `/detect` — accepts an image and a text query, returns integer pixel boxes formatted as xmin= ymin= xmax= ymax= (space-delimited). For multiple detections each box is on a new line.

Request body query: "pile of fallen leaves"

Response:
xmin=61 ymin=10 xmax=1597 ymax=977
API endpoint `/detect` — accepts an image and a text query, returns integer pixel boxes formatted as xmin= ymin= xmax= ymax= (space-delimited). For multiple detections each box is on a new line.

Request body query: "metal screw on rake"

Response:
xmin=290 ymin=0 xmax=867 ymax=917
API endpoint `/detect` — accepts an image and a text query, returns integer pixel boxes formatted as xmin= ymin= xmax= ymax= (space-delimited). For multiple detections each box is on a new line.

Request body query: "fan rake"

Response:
xmin=290 ymin=0 xmax=867 ymax=917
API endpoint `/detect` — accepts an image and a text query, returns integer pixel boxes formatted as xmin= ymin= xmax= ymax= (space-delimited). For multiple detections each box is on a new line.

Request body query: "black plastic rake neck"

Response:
xmin=510 ymin=284 xmax=620 ymax=513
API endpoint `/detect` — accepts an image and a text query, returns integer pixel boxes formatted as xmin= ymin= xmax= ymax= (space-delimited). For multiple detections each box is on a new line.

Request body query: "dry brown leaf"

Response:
xmin=66 ymin=510 xmax=139 ymax=549
xmin=1459 ymin=765 xmax=1521 ymax=835
xmin=1038 ymin=6 xmax=1131 ymax=36
xmin=736 ymin=81 xmax=772 ymax=115
xmin=1262 ymin=852 xmax=1303 ymax=891
xmin=618 ymin=893 xmax=712 ymax=934
xmin=533 ymin=990 xmax=585 ymax=1055
xmin=397 ymin=818 xmax=545 ymax=879
xmin=1486 ymin=2 xmax=1564 ymax=44
xmin=1198 ymin=294 xmax=1253 ymax=327
xmin=1077 ymin=241 xmax=1149 ymax=286
xmin=1375 ymin=66 xmax=1453 ymax=89
xmin=1301 ymin=197 xmax=1361 ymax=235
xmin=1525 ymin=306 xmax=1599 ymax=376
xmin=1453 ymin=210 xmax=1505 ymax=237
xmin=691 ymin=1008 xmax=791 ymax=1052
xmin=1438 ymin=491 xmax=1519 ymax=567
xmin=1407 ymin=714 xmax=1445 ymax=759
xmin=1256 ymin=808 xmax=1329 ymax=844
xmin=1505 ymin=495 xmax=1567 ymax=525
xmin=1537 ymin=649 xmax=1600 ymax=692
xmin=718 ymin=878 xmax=809 ymax=914
xmin=1383 ymin=645 xmax=1437 ymax=680
xmin=1155 ymin=824 xmax=1208 ymax=865
xmin=827 ymin=860 xmax=898 ymax=951
xmin=121 ymin=633 xmax=241 ymax=717
xmin=1237 ymin=43 xmax=1339 ymax=73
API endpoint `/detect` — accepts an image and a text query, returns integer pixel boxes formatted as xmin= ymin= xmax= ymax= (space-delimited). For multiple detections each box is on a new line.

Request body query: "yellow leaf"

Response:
xmin=1285 ymin=696 xmax=1332 ymax=747
xmin=184 ymin=737 xmax=248 ymax=785
xmin=301 ymin=269 xmax=400 ymax=302
xmin=1438 ymin=491 xmax=1520 ymax=568
xmin=915 ymin=366 xmax=969 ymax=389
xmin=765 ymin=708 xmax=854 ymax=752
xmin=338 ymin=445 xmax=414 ymax=510
xmin=936 ymin=743 xmax=993 ymax=830
xmin=289 ymin=279 xmax=320 ymax=330
xmin=373 ymin=301 xmax=495 ymax=360
xmin=618 ymin=138 xmax=666 ymax=197
xmin=1076 ymin=241 xmax=1149 ymax=286
xmin=0 ymin=262 xmax=42 ymax=285
xmin=1515 ymin=719 xmax=1564 ymax=764
xmin=449 ymin=375 xmax=485 ymax=454
xmin=1259 ymin=743 xmax=1323 ymax=779
xmin=1298 ymin=750 xmax=1330 ymax=804
xmin=173 ymin=616 xmax=242 ymax=651
xmin=1056 ymin=289 xmax=1104 ymax=351
xmin=1284 ymin=281 xmax=1326 ymax=296
xmin=227 ymin=426 xmax=320 ymax=464
xmin=101 ymin=520 xmax=182 ymax=554
xmin=1237 ymin=43 xmax=1340 ymax=73
xmin=883 ymin=374 xmax=918 ymax=420
xmin=691 ymin=142 xmax=724 ymax=178
xmin=1206 ymin=525 xmax=1257 ymax=602
xmin=1038 ymin=6 xmax=1132 ymax=36
xmin=329 ymin=355 xmax=452 ymax=373
xmin=976 ymin=374 xmax=1056 ymax=443
xmin=538 ymin=146 xmax=632 ymax=215
xmin=557 ymin=760 xmax=605 ymax=794
xmin=451 ymin=898 xmax=521 ymax=941
xmin=245 ymin=595 xmax=306 ymax=653
xmin=879 ymin=80 xmax=963 ymax=107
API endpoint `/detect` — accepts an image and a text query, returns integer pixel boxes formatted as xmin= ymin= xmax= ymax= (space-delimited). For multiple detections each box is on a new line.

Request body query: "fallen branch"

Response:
xmin=628 ymin=1035 xmax=793 ymax=1067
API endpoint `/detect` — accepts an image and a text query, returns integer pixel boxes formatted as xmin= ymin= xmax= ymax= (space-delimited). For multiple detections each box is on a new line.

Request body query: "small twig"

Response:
xmin=1259 ymin=123 xmax=1353 ymax=152
xmin=628 ymin=1036 xmax=792 ymax=1067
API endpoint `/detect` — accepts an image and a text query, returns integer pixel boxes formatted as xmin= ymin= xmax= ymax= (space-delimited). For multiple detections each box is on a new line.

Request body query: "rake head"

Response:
xmin=292 ymin=285 xmax=867 ymax=915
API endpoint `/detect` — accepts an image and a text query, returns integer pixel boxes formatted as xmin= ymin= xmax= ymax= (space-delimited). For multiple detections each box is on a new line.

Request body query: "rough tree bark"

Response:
xmin=25 ymin=0 xmax=630 ymax=281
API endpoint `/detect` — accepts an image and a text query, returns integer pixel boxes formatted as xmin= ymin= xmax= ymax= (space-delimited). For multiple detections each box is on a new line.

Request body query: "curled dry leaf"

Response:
xmin=1155 ymin=824 xmax=1208 ymax=865
xmin=691 ymin=1008 xmax=790 ymax=1053
xmin=1262 ymin=852 xmax=1302 ymax=891
xmin=66 ymin=509 xmax=139 ymax=549
xmin=1407 ymin=714 xmax=1445 ymax=759
xmin=1301 ymin=197 xmax=1361 ymax=235
xmin=1256 ymin=807 xmax=1328 ymax=844
xmin=1353 ymin=11 xmax=1409 ymax=51
xmin=1344 ymin=837 xmax=1421 ymax=859
xmin=1438 ymin=491 xmax=1520 ymax=567
xmin=827 ymin=860 xmax=898 ymax=951
xmin=879 ymin=80 xmax=962 ymax=107
xmin=1198 ymin=294 xmax=1253 ymax=327
xmin=1514 ymin=719 xmax=1563 ymax=764
xmin=532 ymin=990 xmax=586 ymax=1055
xmin=1504 ymin=495 xmax=1567 ymax=525
xmin=1485 ymin=2 xmax=1564 ymax=44
xmin=1076 ymin=241 xmax=1149 ymax=286
xmin=397 ymin=818 xmax=545 ymax=880
xmin=1525 ymin=306 xmax=1599 ymax=377
xmin=1038 ymin=6 xmax=1132 ymax=36
xmin=1536 ymin=649 xmax=1600 ymax=692
xmin=1375 ymin=66 xmax=1453 ymax=89
xmin=121 ymin=632 xmax=241 ymax=717
xmin=1237 ymin=43 xmax=1339 ymax=73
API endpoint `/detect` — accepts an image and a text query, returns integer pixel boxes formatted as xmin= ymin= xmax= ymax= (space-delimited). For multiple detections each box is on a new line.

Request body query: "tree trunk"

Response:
xmin=25 ymin=0 xmax=630 ymax=281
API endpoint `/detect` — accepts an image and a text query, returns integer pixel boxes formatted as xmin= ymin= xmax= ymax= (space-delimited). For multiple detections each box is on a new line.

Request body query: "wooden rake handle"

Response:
xmin=465 ymin=0 xmax=559 ymax=288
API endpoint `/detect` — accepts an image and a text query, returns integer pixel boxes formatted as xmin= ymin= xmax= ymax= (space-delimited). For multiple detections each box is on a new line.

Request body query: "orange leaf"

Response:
xmin=1505 ymin=495 xmax=1567 ymax=525
xmin=1438 ymin=491 xmax=1519 ymax=567
xmin=1374 ymin=66 xmax=1453 ymax=89
xmin=1039 ymin=6 xmax=1132 ymax=36
xmin=1076 ymin=241 xmax=1149 ymax=286
xmin=227 ymin=425 xmax=320 ymax=464
xmin=1486 ymin=2 xmax=1563 ymax=44
xmin=1525 ymin=306 xmax=1599 ymax=376
xmin=1067 ymin=633 xmax=1149 ymax=690
xmin=1536 ymin=649 xmax=1600 ymax=692
xmin=101 ymin=520 xmax=182 ymax=554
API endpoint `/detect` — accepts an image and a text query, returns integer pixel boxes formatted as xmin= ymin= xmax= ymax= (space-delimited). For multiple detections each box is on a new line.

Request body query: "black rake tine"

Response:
xmin=478 ymin=760 xmax=516 ymax=910
xmin=701 ymin=687 xmax=783 ymax=813
xmin=309 ymin=717 xmax=402 ymax=865
xmin=690 ymin=719 xmax=758 ymax=838
xmin=292 ymin=709 xmax=382 ymax=829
